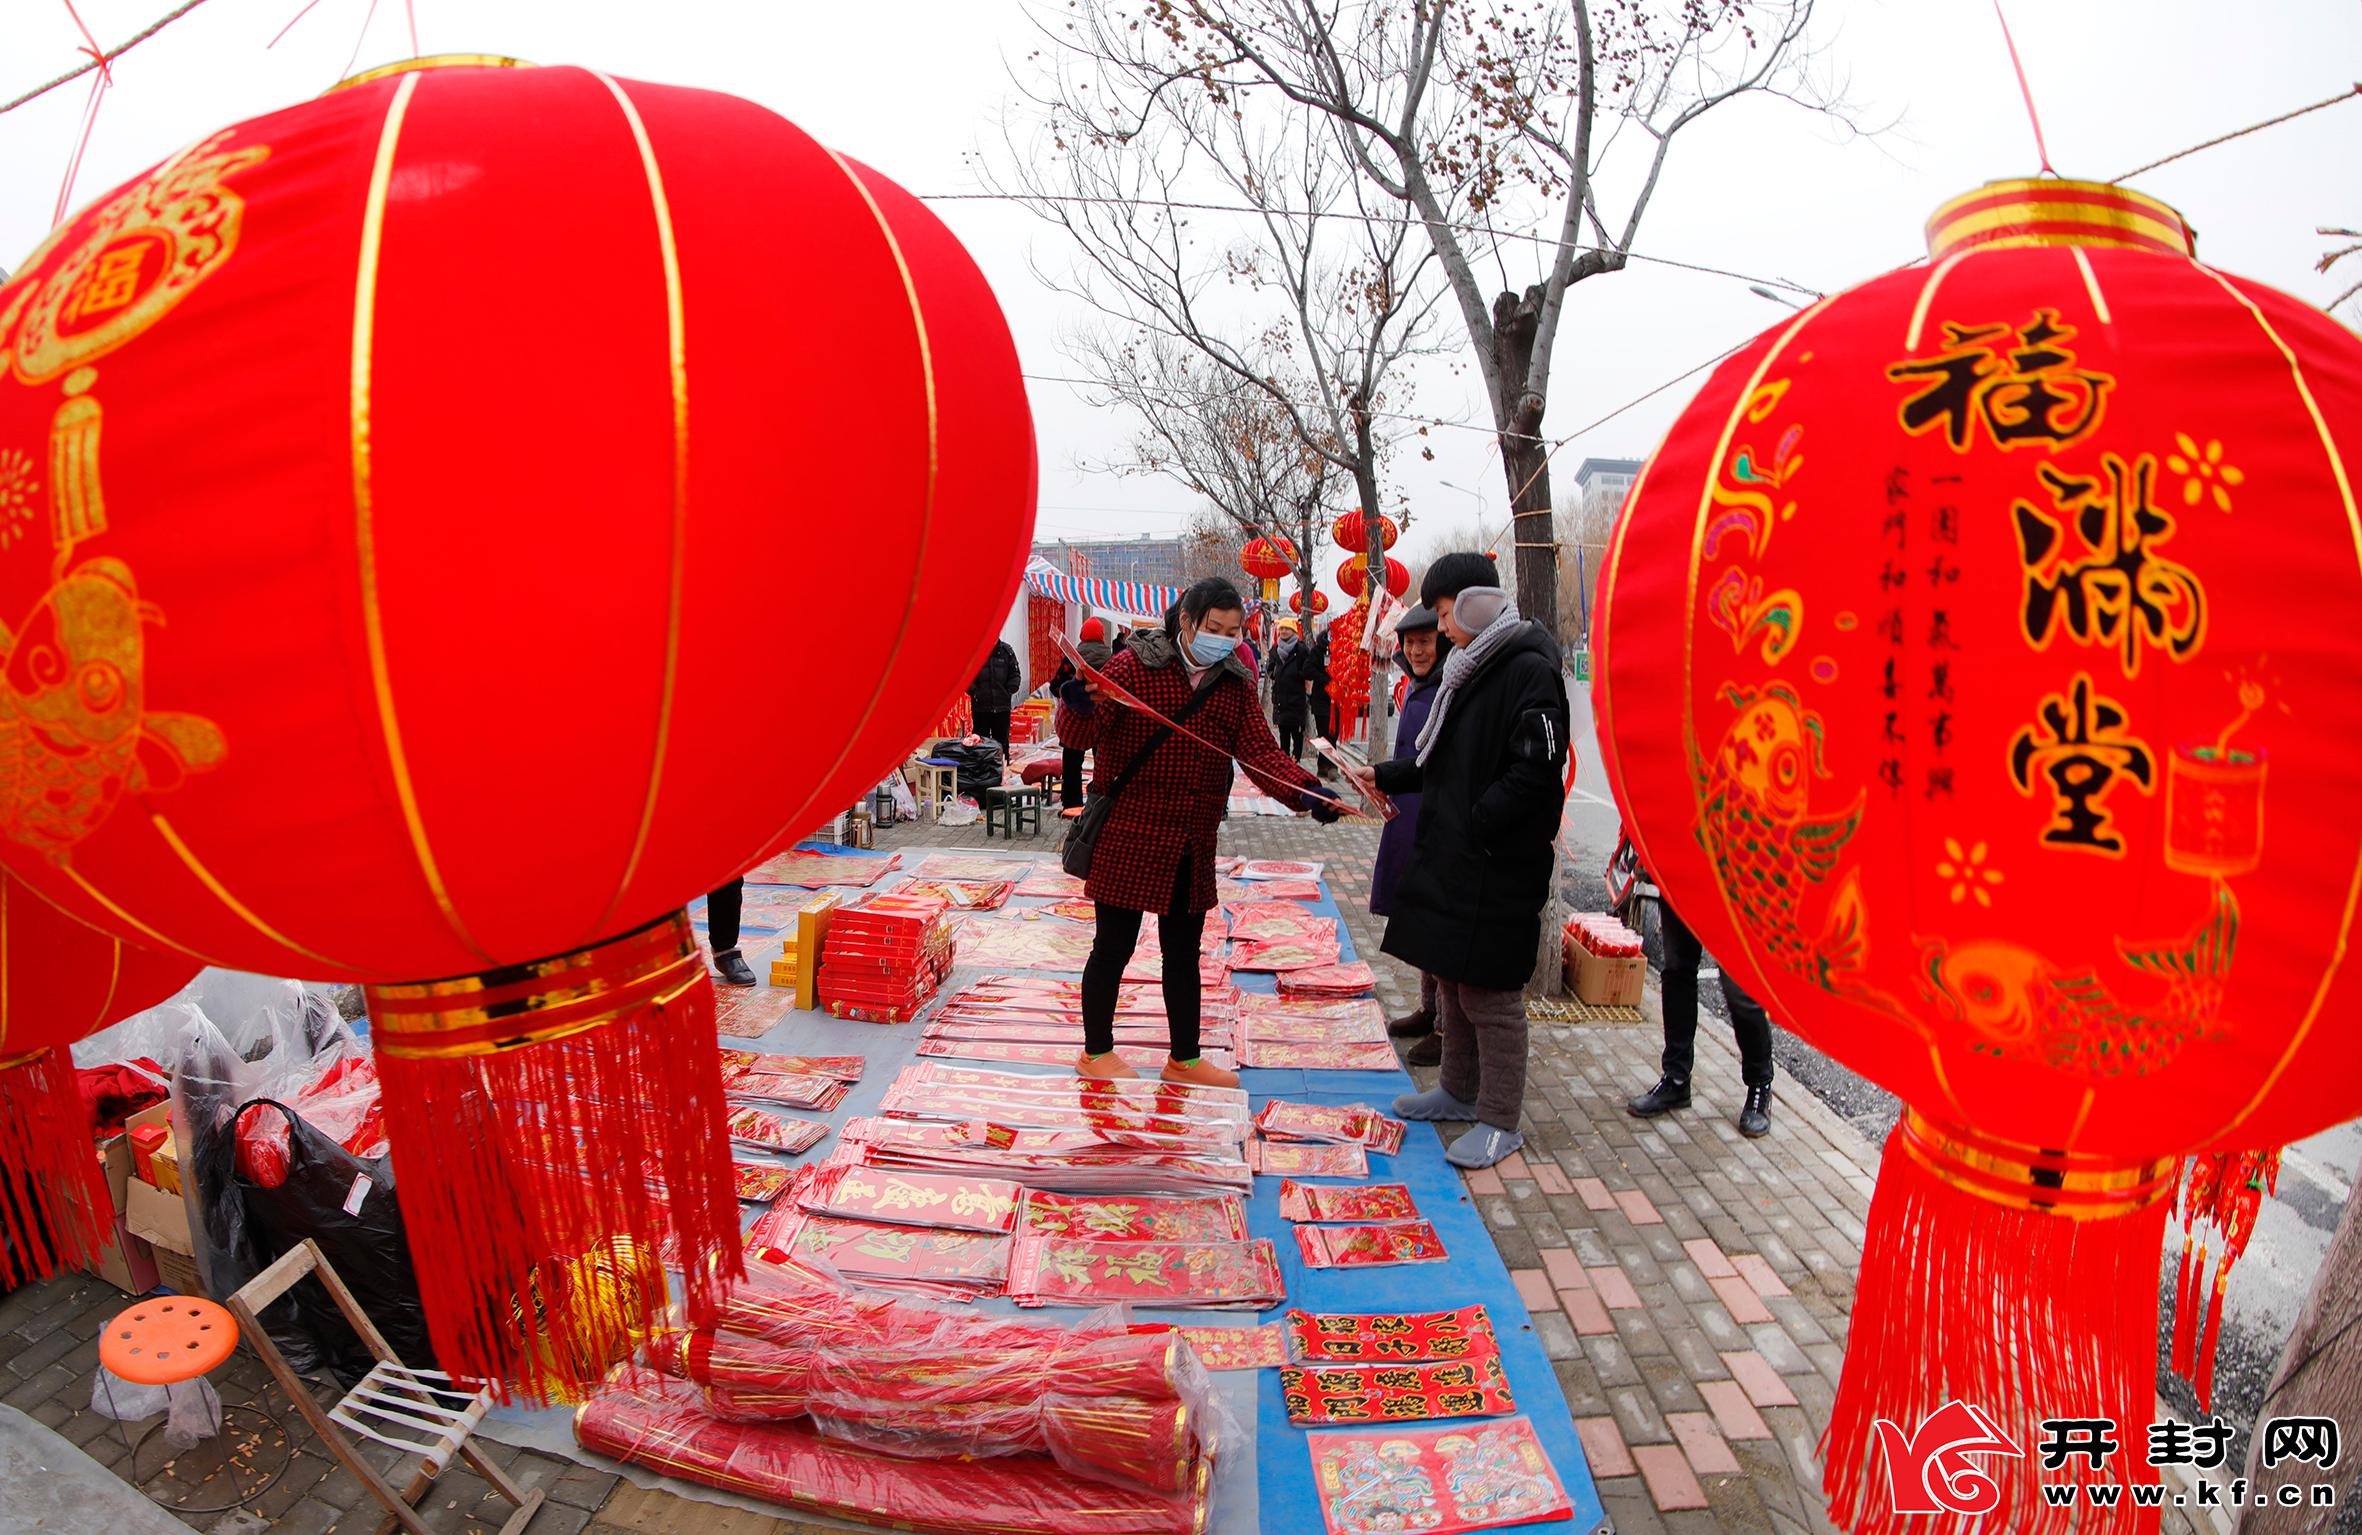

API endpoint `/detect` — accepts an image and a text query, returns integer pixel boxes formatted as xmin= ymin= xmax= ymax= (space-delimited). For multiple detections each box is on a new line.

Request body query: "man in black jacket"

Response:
xmin=1268 ymin=619 xmax=1311 ymax=760
xmin=1347 ymin=552 xmax=1569 ymax=1170
xmin=968 ymin=637 xmax=1021 ymax=752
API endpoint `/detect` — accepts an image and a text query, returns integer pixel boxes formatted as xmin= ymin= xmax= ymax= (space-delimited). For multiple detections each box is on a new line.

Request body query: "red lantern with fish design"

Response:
xmin=0 ymin=57 xmax=1034 ymax=1395
xmin=1594 ymin=179 xmax=2362 ymax=1533
xmin=0 ymin=869 xmax=198 ymax=1285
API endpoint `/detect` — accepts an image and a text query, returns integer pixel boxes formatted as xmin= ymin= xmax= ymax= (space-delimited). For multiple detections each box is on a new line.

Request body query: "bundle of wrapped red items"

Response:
xmin=235 ymin=1054 xmax=388 ymax=1188
xmin=819 ymin=893 xmax=955 ymax=1022
xmin=576 ymin=1255 xmax=1221 ymax=1534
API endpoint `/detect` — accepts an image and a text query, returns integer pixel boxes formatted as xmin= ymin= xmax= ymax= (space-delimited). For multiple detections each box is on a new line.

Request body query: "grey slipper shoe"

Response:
xmin=1446 ymin=1124 xmax=1526 ymax=1169
xmin=1393 ymin=1086 xmax=1479 ymax=1121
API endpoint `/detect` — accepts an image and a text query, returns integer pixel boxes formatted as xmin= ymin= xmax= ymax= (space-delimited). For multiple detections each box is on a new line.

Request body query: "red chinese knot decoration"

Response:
xmin=0 ymin=57 xmax=1034 ymax=1395
xmin=1335 ymin=554 xmax=1409 ymax=600
xmin=1330 ymin=511 xmax=1397 ymax=552
xmin=0 ymin=869 xmax=197 ymax=1286
xmin=1594 ymin=179 xmax=2362 ymax=1532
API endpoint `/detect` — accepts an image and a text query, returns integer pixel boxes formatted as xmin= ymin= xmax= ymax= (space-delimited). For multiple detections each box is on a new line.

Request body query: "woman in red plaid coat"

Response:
xmin=1058 ymin=577 xmax=1341 ymax=1087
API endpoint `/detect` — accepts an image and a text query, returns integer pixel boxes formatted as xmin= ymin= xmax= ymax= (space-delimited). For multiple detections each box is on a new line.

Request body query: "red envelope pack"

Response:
xmin=953 ymin=914 xmax=1099 ymax=972
xmin=725 ymin=1103 xmax=831 ymax=1155
xmin=1285 ymin=1304 xmax=1503 ymax=1364
xmin=744 ymin=848 xmax=903 ymax=887
xmin=1296 ymin=1221 xmax=1449 ymax=1269
xmin=1282 ymin=1357 xmax=1517 ymax=1426
xmin=1256 ymin=1102 xmax=1407 ymax=1155
xmin=720 ymin=1050 xmax=865 ymax=1083
xmin=751 ymin=1211 xmax=1012 ymax=1300
xmin=1246 ymin=1140 xmax=1369 ymax=1179
xmin=1228 ymin=937 xmax=1343 ymax=973
xmin=1156 ymin=1322 xmax=1286 ymax=1371
xmin=901 ymin=1063 xmax=1250 ymax=1123
xmin=894 ymin=877 xmax=1017 ymax=910
xmin=909 ymin=854 xmax=1036 ymax=882
xmin=1015 ymin=865 xmax=1088 ymax=898
xmin=1308 ymin=1417 xmax=1571 ymax=1535
xmin=1018 ymin=1189 xmax=1249 ymax=1243
xmin=722 ymin=1068 xmax=850 ymax=1112
xmin=837 ymin=1117 xmax=1254 ymax=1196
xmin=794 ymin=1164 xmax=1021 ymax=1233
xmin=713 ymin=987 xmax=800 ymax=1040
xmin=1240 ymin=1039 xmax=1402 ymax=1071
xmin=1245 ymin=1012 xmax=1390 ymax=1046
xmin=1278 ymin=961 xmax=1378 ymax=997
xmin=1279 ymin=1181 xmax=1419 ymax=1224
xmin=1234 ymin=859 xmax=1323 ymax=881
xmin=1007 ymin=1234 xmax=1285 ymax=1310
xmin=916 ymin=1037 xmax=1238 ymax=1075
xmin=1224 ymin=902 xmax=1337 ymax=944
xmin=1251 ymin=879 xmax=1324 ymax=901
xmin=733 ymin=1162 xmax=795 ymax=1203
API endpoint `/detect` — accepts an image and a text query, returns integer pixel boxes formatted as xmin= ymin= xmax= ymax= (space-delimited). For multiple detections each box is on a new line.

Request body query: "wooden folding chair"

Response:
xmin=227 ymin=1239 xmax=550 ymax=1535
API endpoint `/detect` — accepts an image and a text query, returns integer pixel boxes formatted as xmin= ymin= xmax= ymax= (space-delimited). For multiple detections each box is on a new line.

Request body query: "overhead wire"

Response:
xmin=0 ymin=0 xmax=217 ymax=119
xmin=2111 ymin=83 xmax=2361 ymax=183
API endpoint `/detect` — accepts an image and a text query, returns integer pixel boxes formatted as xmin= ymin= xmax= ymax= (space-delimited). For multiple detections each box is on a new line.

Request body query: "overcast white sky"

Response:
xmin=3 ymin=0 xmax=2356 ymax=590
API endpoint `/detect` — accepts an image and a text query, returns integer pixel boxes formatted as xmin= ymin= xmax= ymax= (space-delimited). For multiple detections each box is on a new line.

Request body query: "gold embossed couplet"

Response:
xmin=1594 ymin=177 xmax=2362 ymax=1533
xmin=0 ymin=56 xmax=1036 ymax=1397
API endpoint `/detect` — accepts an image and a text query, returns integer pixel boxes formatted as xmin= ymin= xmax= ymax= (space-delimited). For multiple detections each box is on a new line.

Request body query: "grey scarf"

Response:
xmin=1415 ymin=588 xmax=1520 ymax=766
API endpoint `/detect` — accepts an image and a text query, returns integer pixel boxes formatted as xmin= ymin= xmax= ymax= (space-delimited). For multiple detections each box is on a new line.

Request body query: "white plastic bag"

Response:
xmin=939 ymin=797 xmax=982 ymax=827
xmin=91 ymin=1367 xmax=222 ymax=1449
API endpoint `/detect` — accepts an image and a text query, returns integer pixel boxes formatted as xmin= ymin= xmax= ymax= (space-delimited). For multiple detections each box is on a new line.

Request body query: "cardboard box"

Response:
xmin=150 ymin=1245 xmax=202 ymax=1297
xmin=81 ymin=1213 xmax=159 ymax=1296
xmin=1570 ymin=943 xmax=1645 ymax=1007
xmin=125 ymin=1173 xmax=194 ymax=1258
xmin=125 ymin=1101 xmax=180 ymax=1194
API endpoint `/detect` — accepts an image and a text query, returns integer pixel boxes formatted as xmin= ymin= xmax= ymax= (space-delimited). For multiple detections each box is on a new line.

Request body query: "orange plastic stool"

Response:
xmin=97 ymin=1294 xmax=288 ymax=1511
xmin=100 ymin=1296 xmax=238 ymax=1383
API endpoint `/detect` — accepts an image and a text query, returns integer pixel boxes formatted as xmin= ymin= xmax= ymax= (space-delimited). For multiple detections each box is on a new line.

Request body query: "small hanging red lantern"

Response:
xmin=1330 ymin=510 xmax=1397 ymax=552
xmin=1594 ymin=177 xmax=2362 ymax=1531
xmin=1240 ymin=535 xmax=1296 ymax=602
xmin=1289 ymin=588 xmax=1329 ymax=616
xmin=0 ymin=58 xmax=1034 ymax=1395
xmin=1335 ymin=554 xmax=1409 ymax=600
xmin=0 ymin=869 xmax=198 ymax=1286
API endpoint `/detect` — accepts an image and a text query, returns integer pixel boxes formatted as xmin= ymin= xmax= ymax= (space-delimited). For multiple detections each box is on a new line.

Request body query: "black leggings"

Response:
xmin=1082 ymin=885 xmax=1207 ymax=1059
xmin=707 ymin=877 xmax=744 ymax=953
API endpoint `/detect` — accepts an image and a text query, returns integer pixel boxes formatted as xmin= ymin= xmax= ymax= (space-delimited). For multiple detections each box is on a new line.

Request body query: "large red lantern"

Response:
xmin=1330 ymin=510 xmax=1397 ymax=551
xmin=1595 ymin=178 xmax=2362 ymax=1531
xmin=1336 ymin=554 xmax=1409 ymax=600
xmin=1240 ymin=534 xmax=1297 ymax=602
xmin=1289 ymin=587 xmax=1329 ymax=616
xmin=0 ymin=58 xmax=1033 ymax=1392
xmin=0 ymin=869 xmax=198 ymax=1285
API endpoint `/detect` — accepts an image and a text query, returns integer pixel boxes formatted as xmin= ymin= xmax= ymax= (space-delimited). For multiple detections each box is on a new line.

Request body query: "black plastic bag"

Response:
xmin=183 ymin=1028 xmax=326 ymax=1375
xmin=231 ymin=1099 xmax=437 ymax=1378
xmin=930 ymin=737 xmax=1007 ymax=800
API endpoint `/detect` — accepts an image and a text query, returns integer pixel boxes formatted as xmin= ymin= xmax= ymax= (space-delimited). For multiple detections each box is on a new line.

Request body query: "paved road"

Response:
xmin=1562 ymin=669 xmax=2360 ymax=1467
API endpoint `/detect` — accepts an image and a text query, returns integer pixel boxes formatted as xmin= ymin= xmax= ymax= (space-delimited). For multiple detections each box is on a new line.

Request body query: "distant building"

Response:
xmin=1033 ymin=534 xmax=1189 ymax=589
xmin=1573 ymin=457 xmax=1645 ymax=528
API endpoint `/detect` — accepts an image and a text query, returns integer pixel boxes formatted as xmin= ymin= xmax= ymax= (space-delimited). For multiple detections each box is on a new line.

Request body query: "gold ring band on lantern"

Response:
xmin=365 ymin=911 xmax=701 ymax=1059
xmin=1925 ymin=177 xmax=2196 ymax=261
xmin=1896 ymin=1108 xmax=2180 ymax=1219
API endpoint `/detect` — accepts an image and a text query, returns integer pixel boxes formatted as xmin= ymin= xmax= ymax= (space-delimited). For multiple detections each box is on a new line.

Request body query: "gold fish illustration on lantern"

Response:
xmin=0 ymin=555 xmax=224 ymax=858
xmin=1918 ymin=883 xmax=2237 ymax=1078
xmin=1693 ymin=682 xmax=1868 ymax=993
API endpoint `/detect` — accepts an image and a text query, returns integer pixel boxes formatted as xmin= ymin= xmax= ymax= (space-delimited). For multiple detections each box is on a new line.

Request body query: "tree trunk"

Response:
xmin=2234 ymin=1186 xmax=2362 ymax=1532
xmin=1351 ymin=412 xmax=1392 ymax=764
xmin=1491 ymin=285 xmax=1557 ymax=634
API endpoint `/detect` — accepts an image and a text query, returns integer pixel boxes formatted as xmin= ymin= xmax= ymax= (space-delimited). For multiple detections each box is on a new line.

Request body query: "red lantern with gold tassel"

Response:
xmin=1240 ymin=535 xmax=1296 ymax=603
xmin=0 ymin=58 xmax=1033 ymax=1394
xmin=1336 ymin=554 xmax=1409 ymax=600
xmin=1594 ymin=178 xmax=2362 ymax=1532
xmin=0 ymin=869 xmax=198 ymax=1285
xmin=1330 ymin=511 xmax=1397 ymax=551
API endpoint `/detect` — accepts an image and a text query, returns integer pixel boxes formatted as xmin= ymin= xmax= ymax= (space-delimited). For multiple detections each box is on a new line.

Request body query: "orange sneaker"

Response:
xmin=1077 ymin=1051 xmax=1139 ymax=1081
xmin=1160 ymin=1056 xmax=1240 ymax=1090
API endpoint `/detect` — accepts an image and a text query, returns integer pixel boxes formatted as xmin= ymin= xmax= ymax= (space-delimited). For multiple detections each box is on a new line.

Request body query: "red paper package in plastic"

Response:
xmin=1281 ymin=1356 xmax=1517 ymax=1425
xmin=1246 ymin=1140 xmax=1369 ymax=1179
xmin=1277 ymin=962 xmax=1377 ymax=997
xmin=1307 ymin=1416 xmax=1570 ymax=1535
xmin=795 ymin=1165 xmax=1021 ymax=1233
xmin=1295 ymin=1221 xmax=1449 ymax=1269
xmin=1285 ymin=1304 xmax=1502 ymax=1364
xmin=1017 ymin=1189 xmax=1249 ymax=1243
xmin=1278 ymin=1181 xmax=1419 ymax=1223
xmin=1006 ymin=1234 xmax=1285 ymax=1309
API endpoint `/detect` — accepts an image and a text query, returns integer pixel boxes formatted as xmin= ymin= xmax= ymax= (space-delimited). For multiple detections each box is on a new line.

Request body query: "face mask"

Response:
xmin=1188 ymin=630 xmax=1240 ymax=666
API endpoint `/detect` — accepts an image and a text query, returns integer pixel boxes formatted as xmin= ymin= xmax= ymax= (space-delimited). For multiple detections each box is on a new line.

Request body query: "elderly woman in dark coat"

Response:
xmin=1057 ymin=578 xmax=1341 ymax=1088
xmin=1368 ymin=605 xmax=1449 ymax=1063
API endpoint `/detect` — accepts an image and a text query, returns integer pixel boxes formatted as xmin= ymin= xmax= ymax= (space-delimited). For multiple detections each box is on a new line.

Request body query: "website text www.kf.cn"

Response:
xmin=1877 ymin=1403 xmax=2341 ymax=1515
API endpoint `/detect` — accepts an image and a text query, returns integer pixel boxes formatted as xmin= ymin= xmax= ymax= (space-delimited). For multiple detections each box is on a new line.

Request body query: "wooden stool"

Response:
xmin=915 ymin=758 xmax=960 ymax=821
xmin=984 ymin=786 xmax=1044 ymax=839
xmin=98 ymin=1295 xmax=292 ymax=1512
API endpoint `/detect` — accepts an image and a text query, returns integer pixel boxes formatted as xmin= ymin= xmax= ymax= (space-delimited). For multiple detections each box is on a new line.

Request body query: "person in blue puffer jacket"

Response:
xmin=1369 ymin=604 xmax=1449 ymax=1065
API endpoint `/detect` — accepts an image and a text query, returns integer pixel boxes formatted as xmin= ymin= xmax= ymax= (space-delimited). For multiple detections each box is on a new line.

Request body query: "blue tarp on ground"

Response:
xmin=504 ymin=841 xmax=1604 ymax=1535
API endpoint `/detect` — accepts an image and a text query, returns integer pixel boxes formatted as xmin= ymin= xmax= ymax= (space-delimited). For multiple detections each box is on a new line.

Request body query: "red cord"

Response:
xmin=1991 ymin=0 xmax=2057 ymax=175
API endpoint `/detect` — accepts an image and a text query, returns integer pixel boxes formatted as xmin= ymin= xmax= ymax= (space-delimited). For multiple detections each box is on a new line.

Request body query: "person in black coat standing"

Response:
xmin=969 ymin=638 xmax=1021 ymax=752
xmin=1347 ymin=553 xmax=1570 ymax=1170
xmin=1304 ymin=624 xmax=1337 ymax=779
xmin=1267 ymin=619 xmax=1311 ymax=761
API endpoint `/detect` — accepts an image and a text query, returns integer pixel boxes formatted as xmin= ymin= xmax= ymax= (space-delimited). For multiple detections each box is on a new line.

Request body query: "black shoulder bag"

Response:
xmin=1062 ymin=680 xmax=1219 ymax=879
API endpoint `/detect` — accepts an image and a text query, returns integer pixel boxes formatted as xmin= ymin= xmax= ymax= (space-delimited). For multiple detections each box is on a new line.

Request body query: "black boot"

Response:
xmin=1386 ymin=1010 xmax=1436 ymax=1039
xmin=1404 ymin=1032 xmax=1443 ymax=1068
xmin=1738 ymin=1084 xmax=1772 ymax=1138
xmin=713 ymin=948 xmax=758 ymax=987
xmin=1626 ymin=1075 xmax=1691 ymax=1117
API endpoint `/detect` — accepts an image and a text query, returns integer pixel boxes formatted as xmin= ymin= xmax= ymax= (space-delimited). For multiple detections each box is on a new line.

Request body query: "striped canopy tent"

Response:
xmin=1023 ymin=556 xmax=1179 ymax=622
